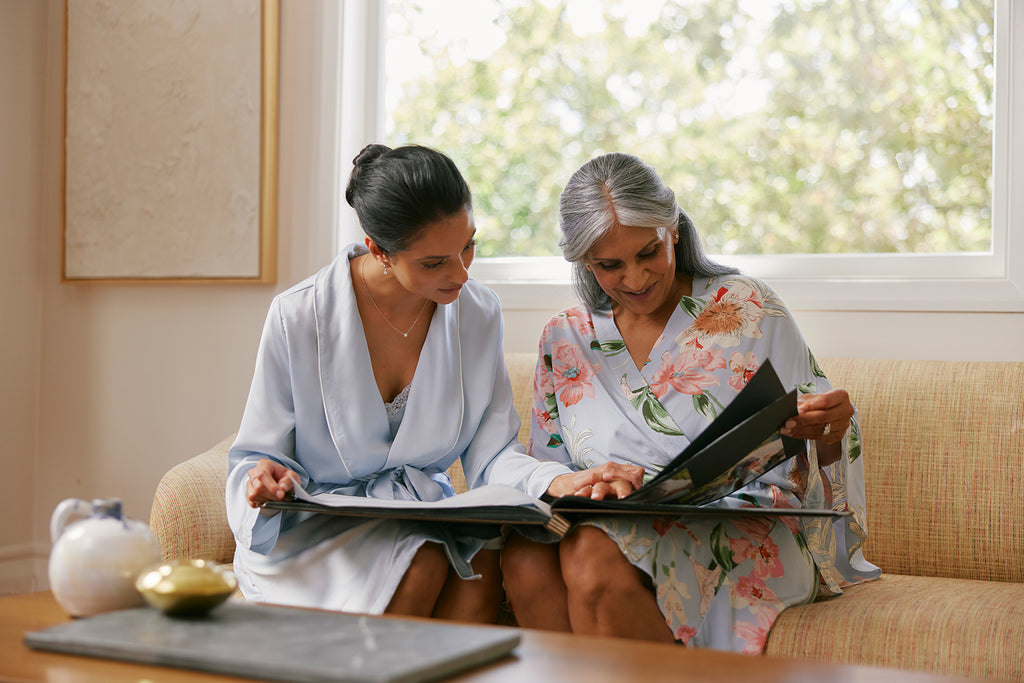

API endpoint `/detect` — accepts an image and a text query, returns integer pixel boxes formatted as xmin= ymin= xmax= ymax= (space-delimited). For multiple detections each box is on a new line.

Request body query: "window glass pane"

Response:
xmin=385 ymin=0 xmax=994 ymax=258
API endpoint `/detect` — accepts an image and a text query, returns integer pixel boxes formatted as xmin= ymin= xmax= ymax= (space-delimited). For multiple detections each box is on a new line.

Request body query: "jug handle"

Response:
xmin=50 ymin=498 xmax=92 ymax=545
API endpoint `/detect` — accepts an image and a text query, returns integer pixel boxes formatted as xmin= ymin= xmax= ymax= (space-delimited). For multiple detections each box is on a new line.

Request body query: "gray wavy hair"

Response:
xmin=558 ymin=152 xmax=738 ymax=312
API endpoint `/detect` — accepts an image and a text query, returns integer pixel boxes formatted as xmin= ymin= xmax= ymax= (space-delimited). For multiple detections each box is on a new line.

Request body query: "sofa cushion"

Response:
xmin=764 ymin=572 xmax=1024 ymax=680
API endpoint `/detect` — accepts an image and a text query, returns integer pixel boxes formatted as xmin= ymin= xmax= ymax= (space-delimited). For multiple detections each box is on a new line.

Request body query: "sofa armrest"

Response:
xmin=149 ymin=434 xmax=237 ymax=565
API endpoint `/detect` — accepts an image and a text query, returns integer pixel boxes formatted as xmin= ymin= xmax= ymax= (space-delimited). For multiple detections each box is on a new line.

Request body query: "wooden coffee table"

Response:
xmin=1 ymin=591 xmax=975 ymax=682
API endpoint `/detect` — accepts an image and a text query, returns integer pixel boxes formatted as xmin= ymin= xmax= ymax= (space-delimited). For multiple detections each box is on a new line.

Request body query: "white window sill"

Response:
xmin=474 ymin=255 xmax=1024 ymax=313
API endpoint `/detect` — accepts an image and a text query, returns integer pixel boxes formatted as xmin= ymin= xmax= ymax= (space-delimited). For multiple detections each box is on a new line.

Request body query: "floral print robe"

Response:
xmin=530 ymin=274 xmax=880 ymax=653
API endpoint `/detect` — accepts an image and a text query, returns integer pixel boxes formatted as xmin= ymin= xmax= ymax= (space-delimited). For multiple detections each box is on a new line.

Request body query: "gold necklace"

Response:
xmin=360 ymin=257 xmax=429 ymax=338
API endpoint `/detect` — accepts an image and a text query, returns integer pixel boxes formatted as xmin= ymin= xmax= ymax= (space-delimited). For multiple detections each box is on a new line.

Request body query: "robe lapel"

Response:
xmin=313 ymin=245 xmax=390 ymax=478
xmin=587 ymin=308 xmax=683 ymax=458
xmin=589 ymin=283 xmax=721 ymax=461
xmin=589 ymin=308 xmax=642 ymax=386
xmin=641 ymin=291 xmax=708 ymax=379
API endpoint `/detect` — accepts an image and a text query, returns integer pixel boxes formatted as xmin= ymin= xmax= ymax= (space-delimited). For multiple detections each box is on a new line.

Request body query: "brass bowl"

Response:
xmin=135 ymin=559 xmax=237 ymax=616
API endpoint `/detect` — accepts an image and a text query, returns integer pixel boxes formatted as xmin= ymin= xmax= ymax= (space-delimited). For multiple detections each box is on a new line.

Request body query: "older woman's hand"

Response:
xmin=780 ymin=388 xmax=855 ymax=466
xmin=546 ymin=462 xmax=646 ymax=500
xmin=245 ymin=459 xmax=301 ymax=508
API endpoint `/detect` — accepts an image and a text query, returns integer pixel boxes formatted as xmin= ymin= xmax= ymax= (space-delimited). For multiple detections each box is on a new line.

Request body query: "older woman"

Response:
xmin=501 ymin=152 xmax=880 ymax=652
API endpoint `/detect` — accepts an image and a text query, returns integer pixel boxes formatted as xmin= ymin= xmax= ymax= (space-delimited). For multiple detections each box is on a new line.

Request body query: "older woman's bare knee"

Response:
xmin=561 ymin=526 xmax=644 ymax=601
xmin=502 ymin=533 xmax=571 ymax=631
xmin=502 ymin=533 xmax=561 ymax=595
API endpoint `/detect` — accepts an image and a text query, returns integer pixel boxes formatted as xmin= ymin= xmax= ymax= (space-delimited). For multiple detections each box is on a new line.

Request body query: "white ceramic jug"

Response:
xmin=48 ymin=498 xmax=162 ymax=617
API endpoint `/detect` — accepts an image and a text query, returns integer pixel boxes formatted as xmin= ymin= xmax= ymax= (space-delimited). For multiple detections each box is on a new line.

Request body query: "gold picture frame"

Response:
xmin=61 ymin=0 xmax=279 ymax=284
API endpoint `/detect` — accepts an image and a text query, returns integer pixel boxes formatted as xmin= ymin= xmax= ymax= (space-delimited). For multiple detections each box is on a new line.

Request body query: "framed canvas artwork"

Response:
xmin=62 ymin=0 xmax=279 ymax=283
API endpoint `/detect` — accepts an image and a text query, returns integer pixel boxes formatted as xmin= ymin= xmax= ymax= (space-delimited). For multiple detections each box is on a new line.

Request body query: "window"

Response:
xmin=338 ymin=0 xmax=1022 ymax=312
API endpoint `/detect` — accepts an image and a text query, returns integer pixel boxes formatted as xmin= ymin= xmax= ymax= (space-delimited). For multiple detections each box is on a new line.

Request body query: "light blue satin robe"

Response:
xmin=226 ymin=244 xmax=571 ymax=613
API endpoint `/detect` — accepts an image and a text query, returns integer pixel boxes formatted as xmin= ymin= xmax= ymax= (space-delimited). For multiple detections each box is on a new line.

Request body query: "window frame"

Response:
xmin=336 ymin=0 xmax=1024 ymax=313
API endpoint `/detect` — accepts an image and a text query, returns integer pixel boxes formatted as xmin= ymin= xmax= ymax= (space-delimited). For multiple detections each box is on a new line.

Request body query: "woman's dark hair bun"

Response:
xmin=353 ymin=143 xmax=390 ymax=168
xmin=346 ymin=144 xmax=392 ymax=207
xmin=344 ymin=143 xmax=472 ymax=254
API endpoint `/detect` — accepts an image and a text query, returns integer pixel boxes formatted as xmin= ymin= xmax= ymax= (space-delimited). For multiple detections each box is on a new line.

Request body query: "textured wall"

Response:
xmin=63 ymin=0 xmax=262 ymax=279
xmin=0 ymin=0 xmax=46 ymax=593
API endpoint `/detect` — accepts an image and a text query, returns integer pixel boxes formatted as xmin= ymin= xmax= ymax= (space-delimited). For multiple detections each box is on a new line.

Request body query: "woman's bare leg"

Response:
xmin=560 ymin=526 xmax=675 ymax=642
xmin=500 ymin=533 xmax=571 ymax=631
xmin=385 ymin=542 xmax=449 ymax=618
xmin=432 ymin=549 xmax=504 ymax=624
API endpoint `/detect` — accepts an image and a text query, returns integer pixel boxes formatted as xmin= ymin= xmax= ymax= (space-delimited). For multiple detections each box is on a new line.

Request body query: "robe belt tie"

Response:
xmin=306 ymin=464 xmax=454 ymax=501
xmin=302 ymin=464 xmax=478 ymax=579
xmin=356 ymin=464 xmax=453 ymax=502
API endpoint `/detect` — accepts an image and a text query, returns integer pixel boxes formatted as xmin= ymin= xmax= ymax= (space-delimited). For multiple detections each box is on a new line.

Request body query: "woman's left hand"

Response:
xmin=781 ymin=389 xmax=853 ymax=443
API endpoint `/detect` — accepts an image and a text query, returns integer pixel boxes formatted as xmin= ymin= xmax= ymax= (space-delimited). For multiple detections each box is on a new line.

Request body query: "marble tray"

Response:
xmin=24 ymin=601 xmax=520 ymax=682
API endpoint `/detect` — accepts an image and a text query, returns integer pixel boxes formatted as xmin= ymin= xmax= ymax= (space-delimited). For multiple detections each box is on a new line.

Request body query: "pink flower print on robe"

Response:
xmin=728 ymin=352 xmax=760 ymax=391
xmin=553 ymin=305 xmax=596 ymax=338
xmin=551 ymin=342 xmax=599 ymax=406
xmin=649 ymin=346 xmax=726 ymax=399
xmin=653 ymin=517 xmax=701 ymax=544
xmin=768 ymin=485 xmax=804 ymax=535
xmin=730 ymin=516 xmax=773 ymax=548
xmin=533 ymin=406 xmax=558 ymax=436
xmin=733 ymin=606 xmax=777 ymax=655
xmin=675 ymin=624 xmax=698 ymax=645
xmin=729 ymin=519 xmax=785 ymax=581
xmin=677 ymin=281 xmax=766 ymax=349
xmin=734 ymin=574 xmax=781 ymax=609
xmin=532 ymin=360 xmax=559 ymax=435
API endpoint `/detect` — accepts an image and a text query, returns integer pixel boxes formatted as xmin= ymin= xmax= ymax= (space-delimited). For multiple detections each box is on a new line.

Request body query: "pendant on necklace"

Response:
xmin=361 ymin=256 xmax=428 ymax=338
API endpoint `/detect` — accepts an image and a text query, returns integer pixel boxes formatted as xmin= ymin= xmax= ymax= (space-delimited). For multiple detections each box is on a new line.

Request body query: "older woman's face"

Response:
xmin=585 ymin=223 xmax=680 ymax=317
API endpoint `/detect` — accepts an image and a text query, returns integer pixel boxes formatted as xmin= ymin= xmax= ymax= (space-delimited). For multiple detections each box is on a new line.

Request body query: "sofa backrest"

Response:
xmin=818 ymin=358 xmax=1024 ymax=583
xmin=503 ymin=353 xmax=1024 ymax=584
xmin=152 ymin=354 xmax=1023 ymax=585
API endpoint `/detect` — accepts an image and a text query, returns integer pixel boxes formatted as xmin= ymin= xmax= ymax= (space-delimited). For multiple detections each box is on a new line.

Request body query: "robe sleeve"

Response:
xmin=456 ymin=288 xmax=573 ymax=499
xmin=749 ymin=282 xmax=875 ymax=589
xmin=524 ymin=317 xmax=577 ymax=467
xmin=225 ymin=296 xmax=312 ymax=555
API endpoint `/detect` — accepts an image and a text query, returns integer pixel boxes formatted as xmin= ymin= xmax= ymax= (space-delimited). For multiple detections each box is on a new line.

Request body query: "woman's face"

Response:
xmin=389 ymin=207 xmax=476 ymax=305
xmin=585 ymin=222 xmax=680 ymax=317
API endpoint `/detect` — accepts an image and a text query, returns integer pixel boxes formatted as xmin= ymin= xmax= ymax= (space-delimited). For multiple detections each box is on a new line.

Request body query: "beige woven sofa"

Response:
xmin=150 ymin=354 xmax=1024 ymax=680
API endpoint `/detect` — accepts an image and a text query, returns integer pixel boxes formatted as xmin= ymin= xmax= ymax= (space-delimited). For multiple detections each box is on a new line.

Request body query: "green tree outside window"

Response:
xmin=386 ymin=0 xmax=993 ymax=258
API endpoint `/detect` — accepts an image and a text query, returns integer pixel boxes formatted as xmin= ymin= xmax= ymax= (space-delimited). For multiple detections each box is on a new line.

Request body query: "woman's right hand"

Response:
xmin=546 ymin=462 xmax=646 ymax=501
xmin=245 ymin=459 xmax=301 ymax=508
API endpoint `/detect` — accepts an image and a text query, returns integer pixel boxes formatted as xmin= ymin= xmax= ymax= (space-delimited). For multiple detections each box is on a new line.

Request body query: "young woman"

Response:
xmin=226 ymin=144 xmax=642 ymax=622
xmin=501 ymin=152 xmax=880 ymax=651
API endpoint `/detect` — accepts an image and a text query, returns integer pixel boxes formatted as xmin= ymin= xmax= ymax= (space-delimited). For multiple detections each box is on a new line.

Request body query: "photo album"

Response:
xmin=264 ymin=360 xmax=847 ymax=538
